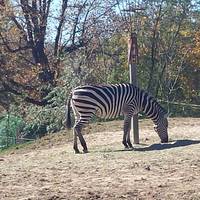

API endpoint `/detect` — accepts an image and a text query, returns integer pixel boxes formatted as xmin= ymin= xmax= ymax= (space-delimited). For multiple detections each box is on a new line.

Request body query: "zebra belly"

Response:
xmin=95 ymin=108 xmax=123 ymax=119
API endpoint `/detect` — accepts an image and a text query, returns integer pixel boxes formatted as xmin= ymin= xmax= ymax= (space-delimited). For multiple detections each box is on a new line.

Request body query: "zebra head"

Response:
xmin=154 ymin=114 xmax=168 ymax=143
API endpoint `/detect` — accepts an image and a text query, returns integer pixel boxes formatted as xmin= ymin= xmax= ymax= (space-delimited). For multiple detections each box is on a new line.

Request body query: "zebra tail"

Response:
xmin=66 ymin=93 xmax=72 ymax=129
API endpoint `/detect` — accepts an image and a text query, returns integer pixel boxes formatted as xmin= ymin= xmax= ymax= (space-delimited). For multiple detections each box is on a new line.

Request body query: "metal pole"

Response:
xmin=128 ymin=33 xmax=139 ymax=144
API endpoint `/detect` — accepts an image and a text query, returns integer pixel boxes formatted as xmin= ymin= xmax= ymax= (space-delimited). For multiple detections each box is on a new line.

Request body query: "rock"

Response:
xmin=144 ymin=165 xmax=151 ymax=171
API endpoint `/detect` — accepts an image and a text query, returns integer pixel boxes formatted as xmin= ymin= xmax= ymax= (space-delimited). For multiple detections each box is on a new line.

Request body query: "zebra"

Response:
xmin=66 ymin=83 xmax=168 ymax=153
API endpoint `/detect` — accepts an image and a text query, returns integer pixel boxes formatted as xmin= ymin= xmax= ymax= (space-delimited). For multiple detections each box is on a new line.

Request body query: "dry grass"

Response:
xmin=0 ymin=118 xmax=200 ymax=200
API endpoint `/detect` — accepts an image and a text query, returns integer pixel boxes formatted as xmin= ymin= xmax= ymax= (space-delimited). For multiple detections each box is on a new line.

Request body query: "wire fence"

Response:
xmin=159 ymin=100 xmax=200 ymax=109
xmin=0 ymin=135 xmax=35 ymax=141
xmin=0 ymin=135 xmax=35 ymax=149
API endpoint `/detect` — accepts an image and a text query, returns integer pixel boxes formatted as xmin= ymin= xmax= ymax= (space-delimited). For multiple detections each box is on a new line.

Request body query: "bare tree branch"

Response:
xmin=54 ymin=0 xmax=68 ymax=56
xmin=147 ymin=2 xmax=163 ymax=92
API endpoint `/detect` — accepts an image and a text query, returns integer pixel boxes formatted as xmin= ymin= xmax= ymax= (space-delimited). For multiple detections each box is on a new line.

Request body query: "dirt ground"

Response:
xmin=0 ymin=118 xmax=200 ymax=200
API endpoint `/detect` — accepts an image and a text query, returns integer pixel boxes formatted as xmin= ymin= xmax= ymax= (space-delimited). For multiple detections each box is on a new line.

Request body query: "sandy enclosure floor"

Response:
xmin=0 ymin=118 xmax=200 ymax=200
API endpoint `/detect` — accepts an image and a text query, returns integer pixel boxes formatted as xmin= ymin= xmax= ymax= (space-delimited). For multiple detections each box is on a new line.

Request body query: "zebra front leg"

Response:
xmin=126 ymin=131 xmax=133 ymax=149
xmin=122 ymin=133 xmax=129 ymax=149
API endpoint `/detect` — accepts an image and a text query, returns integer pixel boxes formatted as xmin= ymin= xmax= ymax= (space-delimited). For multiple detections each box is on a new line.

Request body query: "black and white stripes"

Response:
xmin=66 ymin=83 xmax=169 ymax=153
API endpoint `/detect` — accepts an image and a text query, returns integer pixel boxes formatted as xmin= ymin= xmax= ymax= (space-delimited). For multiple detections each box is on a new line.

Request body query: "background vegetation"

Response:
xmin=0 ymin=0 xmax=200 ymax=148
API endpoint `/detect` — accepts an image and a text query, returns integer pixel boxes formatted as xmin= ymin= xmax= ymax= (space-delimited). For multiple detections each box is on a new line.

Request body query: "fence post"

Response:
xmin=128 ymin=32 xmax=139 ymax=144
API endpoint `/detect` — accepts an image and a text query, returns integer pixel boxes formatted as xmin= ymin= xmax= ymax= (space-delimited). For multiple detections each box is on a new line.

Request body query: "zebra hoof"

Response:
xmin=161 ymin=138 xmax=168 ymax=143
xmin=128 ymin=144 xmax=133 ymax=148
xmin=124 ymin=147 xmax=134 ymax=151
xmin=74 ymin=149 xmax=80 ymax=154
xmin=129 ymin=147 xmax=134 ymax=151
xmin=83 ymin=149 xmax=89 ymax=153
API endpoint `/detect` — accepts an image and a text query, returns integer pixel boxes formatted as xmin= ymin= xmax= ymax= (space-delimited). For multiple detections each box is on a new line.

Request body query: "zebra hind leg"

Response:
xmin=73 ymin=127 xmax=80 ymax=154
xmin=74 ymin=120 xmax=88 ymax=153
xmin=123 ymin=114 xmax=133 ymax=150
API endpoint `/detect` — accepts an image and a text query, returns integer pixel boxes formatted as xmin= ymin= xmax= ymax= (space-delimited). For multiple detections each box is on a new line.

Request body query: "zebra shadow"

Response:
xmin=134 ymin=139 xmax=200 ymax=151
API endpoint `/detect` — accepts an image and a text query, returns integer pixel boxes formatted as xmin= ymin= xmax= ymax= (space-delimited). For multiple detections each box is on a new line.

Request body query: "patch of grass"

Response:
xmin=0 ymin=141 xmax=33 ymax=155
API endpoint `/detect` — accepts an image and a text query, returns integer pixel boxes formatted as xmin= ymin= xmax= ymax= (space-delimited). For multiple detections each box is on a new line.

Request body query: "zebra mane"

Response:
xmin=139 ymin=87 xmax=168 ymax=118
xmin=154 ymin=99 xmax=168 ymax=117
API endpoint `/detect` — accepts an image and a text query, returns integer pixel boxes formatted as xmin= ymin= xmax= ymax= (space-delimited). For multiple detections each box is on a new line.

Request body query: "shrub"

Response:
xmin=0 ymin=114 xmax=25 ymax=148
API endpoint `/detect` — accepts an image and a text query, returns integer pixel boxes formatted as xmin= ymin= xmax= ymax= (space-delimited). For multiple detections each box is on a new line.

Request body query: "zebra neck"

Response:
xmin=140 ymin=91 xmax=165 ymax=125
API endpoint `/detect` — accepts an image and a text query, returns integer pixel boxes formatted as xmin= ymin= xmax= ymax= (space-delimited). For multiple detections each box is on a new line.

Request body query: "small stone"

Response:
xmin=145 ymin=165 xmax=151 ymax=171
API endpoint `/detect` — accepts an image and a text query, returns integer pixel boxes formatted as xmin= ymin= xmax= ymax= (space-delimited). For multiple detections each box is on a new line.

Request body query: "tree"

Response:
xmin=136 ymin=0 xmax=197 ymax=98
xmin=0 ymin=0 xmax=118 ymax=109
